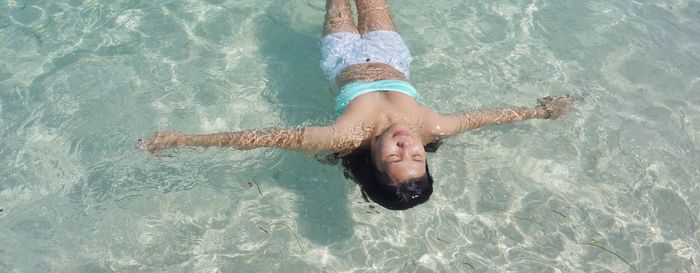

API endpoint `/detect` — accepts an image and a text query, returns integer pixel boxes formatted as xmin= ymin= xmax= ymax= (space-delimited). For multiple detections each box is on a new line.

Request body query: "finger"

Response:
xmin=138 ymin=142 xmax=153 ymax=153
xmin=158 ymin=131 xmax=173 ymax=137
xmin=136 ymin=141 xmax=146 ymax=151
xmin=537 ymin=98 xmax=546 ymax=106
xmin=148 ymin=146 xmax=160 ymax=154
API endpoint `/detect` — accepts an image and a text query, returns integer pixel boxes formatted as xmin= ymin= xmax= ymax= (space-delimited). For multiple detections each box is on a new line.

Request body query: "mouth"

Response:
xmin=393 ymin=130 xmax=410 ymax=137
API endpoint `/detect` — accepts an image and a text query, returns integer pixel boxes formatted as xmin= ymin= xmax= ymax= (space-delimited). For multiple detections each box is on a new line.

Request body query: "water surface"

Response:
xmin=1 ymin=0 xmax=698 ymax=272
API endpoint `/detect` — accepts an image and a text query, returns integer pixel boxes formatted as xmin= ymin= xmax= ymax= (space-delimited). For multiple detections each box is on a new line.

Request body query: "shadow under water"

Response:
xmin=255 ymin=1 xmax=356 ymax=245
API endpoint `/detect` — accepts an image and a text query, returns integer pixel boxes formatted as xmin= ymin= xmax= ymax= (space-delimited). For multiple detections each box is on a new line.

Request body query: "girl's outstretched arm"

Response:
xmin=139 ymin=124 xmax=366 ymax=154
xmin=431 ymin=95 xmax=574 ymax=138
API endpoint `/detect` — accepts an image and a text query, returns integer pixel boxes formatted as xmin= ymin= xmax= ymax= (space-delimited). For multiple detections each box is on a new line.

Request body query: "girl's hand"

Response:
xmin=537 ymin=95 xmax=574 ymax=119
xmin=138 ymin=131 xmax=184 ymax=153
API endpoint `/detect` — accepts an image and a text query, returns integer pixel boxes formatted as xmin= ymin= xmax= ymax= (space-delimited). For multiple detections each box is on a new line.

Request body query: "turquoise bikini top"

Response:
xmin=335 ymin=80 xmax=421 ymax=115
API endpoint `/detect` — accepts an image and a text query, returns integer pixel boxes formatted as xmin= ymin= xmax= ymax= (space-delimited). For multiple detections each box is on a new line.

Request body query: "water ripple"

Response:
xmin=0 ymin=0 xmax=698 ymax=272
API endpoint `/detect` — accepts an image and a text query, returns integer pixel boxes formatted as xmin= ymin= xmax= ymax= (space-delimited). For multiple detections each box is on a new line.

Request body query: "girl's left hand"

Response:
xmin=537 ymin=95 xmax=574 ymax=119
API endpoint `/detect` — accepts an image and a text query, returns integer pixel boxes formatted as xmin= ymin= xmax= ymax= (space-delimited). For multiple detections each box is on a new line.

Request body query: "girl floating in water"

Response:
xmin=140 ymin=0 xmax=573 ymax=210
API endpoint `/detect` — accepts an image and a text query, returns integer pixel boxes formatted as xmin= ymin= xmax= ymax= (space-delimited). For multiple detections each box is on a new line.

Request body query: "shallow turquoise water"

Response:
xmin=1 ymin=0 xmax=698 ymax=272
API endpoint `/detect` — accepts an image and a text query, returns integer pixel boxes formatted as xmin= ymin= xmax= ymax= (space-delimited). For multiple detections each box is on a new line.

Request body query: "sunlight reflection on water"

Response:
xmin=0 ymin=0 xmax=698 ymax=272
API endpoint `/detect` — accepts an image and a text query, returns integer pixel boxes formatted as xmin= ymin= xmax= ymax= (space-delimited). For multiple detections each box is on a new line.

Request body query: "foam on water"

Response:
xmin=1 ymin=0 xmax=698 ymax=272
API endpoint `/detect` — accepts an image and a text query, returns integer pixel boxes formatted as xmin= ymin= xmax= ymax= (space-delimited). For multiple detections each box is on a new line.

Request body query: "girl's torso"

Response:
xmin=335 ymin=63 xmax=441 ymax=148
xmin=336 ymin=63 xmax=406 ymax=87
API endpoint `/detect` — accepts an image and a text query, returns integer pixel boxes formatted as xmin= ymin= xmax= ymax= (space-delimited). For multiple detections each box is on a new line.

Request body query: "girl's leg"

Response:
xmin=355 ymin=0 xmax=396 ymax=35
xmin=323 ymin=0 xmax=359 ymax=36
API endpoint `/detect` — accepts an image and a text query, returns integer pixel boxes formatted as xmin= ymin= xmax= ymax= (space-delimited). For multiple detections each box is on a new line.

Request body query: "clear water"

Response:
xmin=1 ymin=0 xmax=698 ymax=272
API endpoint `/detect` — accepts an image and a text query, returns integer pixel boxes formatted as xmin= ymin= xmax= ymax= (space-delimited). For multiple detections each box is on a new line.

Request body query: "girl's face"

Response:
xmin=371 ymin=123 xmax=426 ymax=183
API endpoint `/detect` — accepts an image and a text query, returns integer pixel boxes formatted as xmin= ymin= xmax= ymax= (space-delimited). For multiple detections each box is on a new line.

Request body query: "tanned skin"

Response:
xmin=140 ymin=0 xmax=574 ymax=176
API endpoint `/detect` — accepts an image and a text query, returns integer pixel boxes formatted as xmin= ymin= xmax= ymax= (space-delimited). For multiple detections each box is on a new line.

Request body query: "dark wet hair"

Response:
xmin=339 ymin=140 xmax=442 ymax=210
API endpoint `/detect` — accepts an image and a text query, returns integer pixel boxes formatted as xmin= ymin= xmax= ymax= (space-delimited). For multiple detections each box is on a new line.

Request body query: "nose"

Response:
xmin=394 ymin=134 xmax=415 ymax=148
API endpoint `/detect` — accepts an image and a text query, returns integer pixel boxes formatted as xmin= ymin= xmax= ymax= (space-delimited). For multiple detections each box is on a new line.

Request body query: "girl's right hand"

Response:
xmin=138 ymin=131 xmax=184 ymax=153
